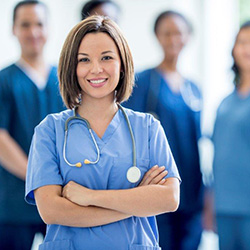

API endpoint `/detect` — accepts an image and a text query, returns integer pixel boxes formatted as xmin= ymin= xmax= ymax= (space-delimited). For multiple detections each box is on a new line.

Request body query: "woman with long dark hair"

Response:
xmin=213 ymin=21 xmax=250 ymax=250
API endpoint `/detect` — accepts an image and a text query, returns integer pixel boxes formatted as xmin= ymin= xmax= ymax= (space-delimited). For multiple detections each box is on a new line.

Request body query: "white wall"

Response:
xmin=0 ymin=0 xmax=239 ymax=131
xmin=0 ymin=0 xmax=202 ymax=78
xmin=0 ymin=0 xmax=239 ymax=138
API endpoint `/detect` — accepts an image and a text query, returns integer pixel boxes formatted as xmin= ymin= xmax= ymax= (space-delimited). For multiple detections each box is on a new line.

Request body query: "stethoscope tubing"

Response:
xmin=63 ymin=103 xmax=136 ymax=167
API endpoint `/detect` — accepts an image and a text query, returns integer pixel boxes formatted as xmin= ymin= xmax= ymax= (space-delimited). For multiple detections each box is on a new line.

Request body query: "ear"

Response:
xmin=183 ymin=33 xmax=190 ymax=46
xmin=12 ymin=25 xmax=16 ymax=36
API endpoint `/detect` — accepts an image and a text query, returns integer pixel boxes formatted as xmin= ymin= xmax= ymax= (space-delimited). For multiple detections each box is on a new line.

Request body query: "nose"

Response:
xmin=90 ymin=61 xmax=103 ymax=74
xmin=29 ymin=25 xmax=40 ymax=38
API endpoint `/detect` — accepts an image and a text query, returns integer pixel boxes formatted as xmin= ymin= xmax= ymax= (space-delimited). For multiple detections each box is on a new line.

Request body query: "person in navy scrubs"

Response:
xmin=124 ymin=10 xmax=203 ymax=250
xmin=0 ymin=1 xmax=64 ymax=249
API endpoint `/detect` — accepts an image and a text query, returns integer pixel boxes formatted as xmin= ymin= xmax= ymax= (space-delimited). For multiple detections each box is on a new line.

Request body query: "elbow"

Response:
xmin=37 ymin=209 xmax=54 ymax=225
xmin=163 ymin=185 xmax=180 ymax=212
xmin=168 ymin=192 xmax=180 ymax=212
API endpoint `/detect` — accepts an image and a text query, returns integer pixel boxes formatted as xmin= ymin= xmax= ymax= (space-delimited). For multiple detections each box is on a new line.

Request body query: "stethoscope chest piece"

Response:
xmin=127 ymin=166 xmax=141 ymax=183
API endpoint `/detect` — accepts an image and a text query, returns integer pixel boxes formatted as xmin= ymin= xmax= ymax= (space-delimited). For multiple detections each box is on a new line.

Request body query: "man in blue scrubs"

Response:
xmin=0 ymin=1 xmax=64 ymax=249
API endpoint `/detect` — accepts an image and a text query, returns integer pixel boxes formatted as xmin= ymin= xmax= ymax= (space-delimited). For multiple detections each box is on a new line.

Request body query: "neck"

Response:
xmin=78 ymin=96 xmax=118 ymax=121
xmin=158 ymin=56 xmax=178 ymax=73
xmin=238 ymin=71 xmax=250 ymax=95
xmin=20 ymin=53 xmax=46 ymax=71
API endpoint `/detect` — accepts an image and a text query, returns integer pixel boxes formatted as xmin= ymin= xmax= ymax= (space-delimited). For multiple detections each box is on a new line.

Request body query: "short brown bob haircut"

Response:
xmin=58 ymin=15 xmax=134 ymax=109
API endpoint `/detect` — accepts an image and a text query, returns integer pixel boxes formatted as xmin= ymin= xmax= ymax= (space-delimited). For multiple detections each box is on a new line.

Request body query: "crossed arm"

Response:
xmin=34 ymin=165 xmax=180 ymax=227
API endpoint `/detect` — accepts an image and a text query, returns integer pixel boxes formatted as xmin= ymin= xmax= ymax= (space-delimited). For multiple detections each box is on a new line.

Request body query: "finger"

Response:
xmin=143 ymin=165 xmax=159 ymax=179
xmin=159 ymin=178 xmax=166 ymax=185
xmin=143 ymin=166 xmax=166 ymax=185
xmin=149 ymin=170 xmax=168 ymax=184
xmin=139 ymin=165 xmax=159 ymax=185
xmin=62 ymin=187 xmax=66 ymax=198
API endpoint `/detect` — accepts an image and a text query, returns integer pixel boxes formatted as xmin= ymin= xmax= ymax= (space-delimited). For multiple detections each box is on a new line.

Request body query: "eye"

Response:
xmin=37 ymin=22 xmax=44 ymax=27
xmin=102 ymin=56 xmax=112 ymax=61
xmin=21 ymin=22 xmax=30 ymax=28
xmin=78 ymin=57 xmax=89 ymax=63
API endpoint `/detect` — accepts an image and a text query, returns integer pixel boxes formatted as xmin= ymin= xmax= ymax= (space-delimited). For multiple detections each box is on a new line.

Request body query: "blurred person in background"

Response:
xmin=0 ymin=1 xmax=64 ymax=249
xmin=212 ymin=21 xmax=250 ymax=250
xmin=81 ymin=0 xmax=120 ymax=23
xmin=124 ymin=10 xmax=203 ymax=250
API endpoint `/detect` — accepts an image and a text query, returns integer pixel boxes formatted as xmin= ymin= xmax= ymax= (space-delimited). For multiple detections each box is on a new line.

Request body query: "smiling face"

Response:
xmin=13 ymin=4 xmax=48 ymax=58
xmin=76 ymin=32 xmax=121 ymax=103
xmin=156 ymin=15 xmax=189 ymax=60
xmin=233 ymin=27 xmax=250 ymax=74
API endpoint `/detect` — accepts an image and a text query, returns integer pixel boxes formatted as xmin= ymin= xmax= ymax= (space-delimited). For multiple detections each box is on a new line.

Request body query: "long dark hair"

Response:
xmin=232 ymin=20 xmax=250 ymax=87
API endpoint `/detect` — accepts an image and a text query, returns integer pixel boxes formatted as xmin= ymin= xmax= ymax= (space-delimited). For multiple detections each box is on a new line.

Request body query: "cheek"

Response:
xmin=76 ymin=65 xmax=87 ymax=79
xmin=109 ymin=62 xmax=121 ymax=77
xmin=41 ymin=31 xmax=48 ymax=41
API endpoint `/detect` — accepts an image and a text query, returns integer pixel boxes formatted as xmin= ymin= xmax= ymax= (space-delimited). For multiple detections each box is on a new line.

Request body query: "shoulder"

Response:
xmin=135 ymin=68 xmax=155 ymax=82
xmin=0 ymin=64 xmax=18 ymax=78
xmin=0 ymin=64 xmax=19 ymax=91
xmin=133 ymin=68 xmax=156 ymax=92
xmin=217 ymin=91 xmax=235 ymax=112
xmin=122 ymin=106 xmax=160 ymax=128
xmin=36 ymin=109 xmax=72 ymax=133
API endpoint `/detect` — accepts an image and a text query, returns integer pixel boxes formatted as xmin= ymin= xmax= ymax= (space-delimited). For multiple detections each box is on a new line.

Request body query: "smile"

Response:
xmin=88 ymin=79 xmax=107 ymax=84
xmin=87 ymin=78 xmax=108 ymax=88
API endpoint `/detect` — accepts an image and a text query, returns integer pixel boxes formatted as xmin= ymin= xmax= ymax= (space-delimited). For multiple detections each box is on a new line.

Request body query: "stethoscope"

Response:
xmin=180 ymin=81 xmax=202 ymax=112
xmin=63 ymin=103 xmax=141 ymax=183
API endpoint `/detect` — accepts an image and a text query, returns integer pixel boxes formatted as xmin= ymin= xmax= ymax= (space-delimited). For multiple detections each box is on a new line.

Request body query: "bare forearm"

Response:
xmin=91 ymin=178 xmax=179 ymax=217
xmin=0 ymin=129 xmax=27 ymax=180
xmin=35 ymin=186 xmax=131 ymax=227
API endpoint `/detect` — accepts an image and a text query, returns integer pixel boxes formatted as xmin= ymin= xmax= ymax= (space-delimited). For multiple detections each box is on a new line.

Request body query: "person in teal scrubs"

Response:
xmin=0 ymin=1 xmax=64 ymax=249
xmin=213 ymin=21 xmax=250 ymax=250
xmin=25 ymin=15 xmax=181 ymax=250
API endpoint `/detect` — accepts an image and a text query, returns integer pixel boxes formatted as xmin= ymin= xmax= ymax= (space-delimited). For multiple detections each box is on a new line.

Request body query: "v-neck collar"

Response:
xmin=14 ymin=63 xmax=52 ymax=91
xmin=153 ymin=68 xmax=183 ymax=97
xmin=74 ymin=107 xmax=123 ymax=149
xmin=92 ymin=108 xmax=122 ymax=147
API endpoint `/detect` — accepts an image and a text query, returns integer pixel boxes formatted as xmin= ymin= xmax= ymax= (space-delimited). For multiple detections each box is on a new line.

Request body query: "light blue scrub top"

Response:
xmin=25 ymin=107 xmax=180 ymax=250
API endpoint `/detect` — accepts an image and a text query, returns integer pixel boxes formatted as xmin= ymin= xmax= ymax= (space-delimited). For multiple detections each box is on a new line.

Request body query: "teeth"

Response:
xmin=89 ymin=79 xmax=106 ymax=84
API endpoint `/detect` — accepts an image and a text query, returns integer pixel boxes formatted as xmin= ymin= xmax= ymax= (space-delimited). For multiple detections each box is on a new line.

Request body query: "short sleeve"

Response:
xmin=0 ymin=74 xmax=12 ymax=130
xmin=149 ymin=116 xmax=181 ymax=182
xmin=25 ymin=115 xmax=63 ymax=205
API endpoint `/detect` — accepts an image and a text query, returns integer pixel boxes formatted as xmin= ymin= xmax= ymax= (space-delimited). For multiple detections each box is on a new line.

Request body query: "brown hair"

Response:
xmin=58 ymin=15 xmax=134 ymax=109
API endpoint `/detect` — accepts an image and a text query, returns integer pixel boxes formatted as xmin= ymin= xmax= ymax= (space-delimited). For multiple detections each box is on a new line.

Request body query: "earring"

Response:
xmin=78 ymin=93 xmax=82 ymax=105
xmin=120 ymin=71 xmax=124 ymax=79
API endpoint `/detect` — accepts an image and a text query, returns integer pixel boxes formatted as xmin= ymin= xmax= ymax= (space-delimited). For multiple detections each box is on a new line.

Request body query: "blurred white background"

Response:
xmin=0 ymin=0 xmax=243 ymax=249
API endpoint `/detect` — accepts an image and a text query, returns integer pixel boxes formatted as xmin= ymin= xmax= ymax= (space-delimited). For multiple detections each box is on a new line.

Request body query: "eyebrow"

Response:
xmin=78 ymin=50 xmax=115 ymax=56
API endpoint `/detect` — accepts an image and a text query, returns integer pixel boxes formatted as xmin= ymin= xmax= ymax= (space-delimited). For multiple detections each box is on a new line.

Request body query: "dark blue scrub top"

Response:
xmin=124 ymin=68 xmax=203 ymax=213
xmin=0 ymin=64 xmax=65 ymax=224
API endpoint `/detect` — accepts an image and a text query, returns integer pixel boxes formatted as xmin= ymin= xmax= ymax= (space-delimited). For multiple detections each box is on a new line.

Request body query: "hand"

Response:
xmin=62 ymin=181 xmax=94 ymax=206
xmin=202 ymin=189 xmax=216 ymax=232
xmin=139 ymin=165 xmax=168 ymax=186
